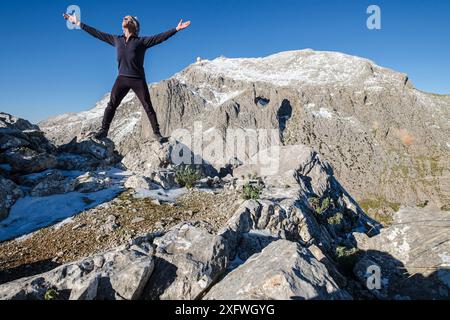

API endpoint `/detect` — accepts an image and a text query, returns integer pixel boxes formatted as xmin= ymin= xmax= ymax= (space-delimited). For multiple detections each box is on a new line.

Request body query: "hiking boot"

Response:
xmin=92 ymin=129 xmax=108 ymax=140
xmin=154 ymin=132 xmax=169 ymax=144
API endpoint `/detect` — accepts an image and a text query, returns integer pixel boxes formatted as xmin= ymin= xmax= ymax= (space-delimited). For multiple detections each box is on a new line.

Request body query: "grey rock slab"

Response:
xmin=204 ymin=240 xmax=352 ymax=300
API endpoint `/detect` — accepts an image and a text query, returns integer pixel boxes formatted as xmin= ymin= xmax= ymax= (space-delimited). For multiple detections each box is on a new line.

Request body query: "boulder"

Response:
xmin=144 ymin=222 xmax=231 ymax=300
xmin=0 ymin=113 xmax=55 ymax=154
xmin=152 ymin=170 xmax=178 ymax=190
xmin=0 ymin=147 xmax=57 ymax=173
xmin=0 ymin=176 xmax=24 ymax=220
xmin=195 ymin=176 xmax=222 ymax=189
xmin=233 ymin=145 xmax=381 ymax=235
xmin=353 ymin=207 xmax=450 ymax=300
xmin=0 ymin=239 xmax=155 ymax=300
xmin=56 ymin=153 xmax=101 ymax=171
xmin=0 ymin=133 xmax=30 ymax=151
xmin=0 ymin=112 xmax=39 ymax=132
xmin=17 ymin=169 xmax=65 ymax=187
xmin=30 ymin=176 xmax=75 ymax=197
xmin=204 ymin=240 xmax=352 ymax=300
xmin=58 ymin=136 xmax=119 ymax=163
xmin=74 ymin=172 xmax=112 ymax=193
xmin=124 ymin=175 xmax=159 ymax=190
xmin=233 ymin=145 xmax=316 ymax=187
xmin=218 ymin=193 xmax=372 ymax=263
xmin=121 ymin=141 xmax=172 ymax=176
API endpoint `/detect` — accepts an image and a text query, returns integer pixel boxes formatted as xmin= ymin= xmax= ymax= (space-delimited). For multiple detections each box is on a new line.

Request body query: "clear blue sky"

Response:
xmin=1 ymin=0 xmax=449 ymax=123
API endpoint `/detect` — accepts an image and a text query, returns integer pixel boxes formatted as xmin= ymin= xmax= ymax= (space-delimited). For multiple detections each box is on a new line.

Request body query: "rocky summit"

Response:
xmin=0 ymin=50 xmax=449 ymax=300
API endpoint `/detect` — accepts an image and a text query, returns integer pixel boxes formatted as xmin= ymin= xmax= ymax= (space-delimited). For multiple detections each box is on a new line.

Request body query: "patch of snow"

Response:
xmin=60 ymin=170 xmax=87 ymax=178
xmin=121 ymin=92 xmax=136 ymax=105
xmin=40 ymin=92 xmax=136 ymax=133
xmin=203 ymin=127 xmax=218 ymax=135
xmin=175 ymin=50 xmax=406 ymax=89
xmin=194 ymin=187 xmax=221 ymax=195
xmin=413 ymin=90 xmax=439 ymax=109
xmin=365 ymin=85 xmax=385 ymax=92
xmin=262 ymin=187 xmax=301 ymax=202
xmin=106 ymin=168 xmax=134 ymax=177
xmin=312 ymin=108 xmax=334 ymax=119
xmin=178 ymin=79 xmax=245 ymax=107
xmin=0 ymin=168 xmax=133 ymax=242
xmin=14 ymin=232 xmax=36 ymax=243
xmin=111 ymin=113 xmax=140 ymax=140
xmin=248 ymin=229 xmax=275 ymax=237
xmin=133 ymin=187 xmax=188 ymax=203
xmin=53 ymin=217 xmax=75 ymax=230
xmin=0 ymin=187 xmax=123 ymax=242
xmin=212 ymin=89 xmax=245 ymax=106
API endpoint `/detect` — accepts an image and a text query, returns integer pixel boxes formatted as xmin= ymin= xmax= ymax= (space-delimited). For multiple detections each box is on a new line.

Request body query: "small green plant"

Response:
xmin=44 ymin=288 xmax=58 ymax=301
xmin=417 ymin=200 xmax=429 ymax=208
xmin=320 ymin=198 xmax=331 ymax=213
xmin=242 ymin=184 xmax=263 ymax=200
xmin=308 ymin=196 xmax=331 ymax=215
xmin=327 ymin=212 xmax=344 ymax=225
xmin=308 ymin=197 xmax=320 ymax=210
xmin=175 ymin=165 xmax=202 ymax=189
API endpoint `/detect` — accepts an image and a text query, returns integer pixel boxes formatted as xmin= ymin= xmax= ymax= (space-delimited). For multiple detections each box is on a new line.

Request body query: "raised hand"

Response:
xmin=176 ymin=19 xmax=191 ymax=31
xmin=63 ymin=13 xmax=80 ymax=26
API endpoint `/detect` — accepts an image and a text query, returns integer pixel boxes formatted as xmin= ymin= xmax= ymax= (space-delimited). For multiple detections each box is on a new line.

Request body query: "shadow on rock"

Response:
xmin=141 ymin=256 xmax=178 ymax=300
xmin=354 ymin=249 xmax=450 ymax=300
xmin=0 ymin=259 xmax=61 ymax=286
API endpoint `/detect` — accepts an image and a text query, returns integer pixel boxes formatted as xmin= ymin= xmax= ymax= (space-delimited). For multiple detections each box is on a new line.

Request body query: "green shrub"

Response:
xmin=327 ymin=212 xmax=344 ymax=225
xmin=417 ymin=200 xmax=429 ymax=208
xmin=308 ymin=197 xmax=321 ymax=210
xmin=44 ymin=288 xmax=58 ymax=301
xmin=242 ymin=184 xmax=262 ymax=200
xmin=175 ymin=165 xmax=202 ymax=189
xmin=320 ymin=198 xmax=331 ymax=213
xmin=308 ymin=196 xmax=331 ymax=215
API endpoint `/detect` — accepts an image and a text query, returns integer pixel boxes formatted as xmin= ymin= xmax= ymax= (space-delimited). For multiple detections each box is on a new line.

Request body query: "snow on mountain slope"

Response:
xmin=175 ymin=49 xmax=411 ymax=90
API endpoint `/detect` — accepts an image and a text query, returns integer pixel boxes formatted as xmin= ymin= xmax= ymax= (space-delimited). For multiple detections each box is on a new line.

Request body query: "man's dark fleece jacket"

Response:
xmin=80 ymin=22 xmax=178 ymax=79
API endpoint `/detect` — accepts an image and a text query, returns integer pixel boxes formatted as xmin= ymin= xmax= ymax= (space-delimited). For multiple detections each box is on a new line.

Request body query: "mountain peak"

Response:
xmin=175 ymin=49 xmax=412 ymax=89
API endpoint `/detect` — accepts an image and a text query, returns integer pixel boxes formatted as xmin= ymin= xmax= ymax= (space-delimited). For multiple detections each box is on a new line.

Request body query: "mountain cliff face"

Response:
xmin=39 ymin=49 xmax=450 ymax=212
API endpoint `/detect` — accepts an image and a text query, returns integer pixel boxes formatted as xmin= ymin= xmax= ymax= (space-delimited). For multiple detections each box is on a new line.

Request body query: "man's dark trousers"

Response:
xmin=102 ymin=75 xmax=161 ymax=135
